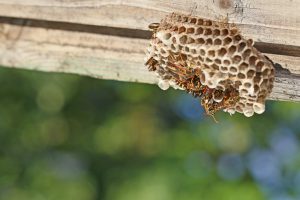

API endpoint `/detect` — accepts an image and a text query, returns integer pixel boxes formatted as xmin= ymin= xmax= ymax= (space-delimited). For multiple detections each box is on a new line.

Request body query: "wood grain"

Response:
xmin=0 ymin=0 xmax=299 ymax=46
xmin=0 ymin=21 xmax=299 ymax=101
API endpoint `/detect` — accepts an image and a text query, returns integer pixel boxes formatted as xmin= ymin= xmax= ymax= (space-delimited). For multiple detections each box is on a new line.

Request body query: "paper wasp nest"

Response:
xmin=145 ymin=13 xmax=275 ymax=117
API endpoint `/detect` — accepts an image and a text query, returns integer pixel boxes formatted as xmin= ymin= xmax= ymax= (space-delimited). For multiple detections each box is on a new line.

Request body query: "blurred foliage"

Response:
xmin=0 ymin=67 xmax=299 ymax=200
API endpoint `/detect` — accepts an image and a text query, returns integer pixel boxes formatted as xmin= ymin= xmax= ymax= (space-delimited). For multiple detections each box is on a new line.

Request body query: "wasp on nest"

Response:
xmin=145 ymin=13 xmax=275 ymax=120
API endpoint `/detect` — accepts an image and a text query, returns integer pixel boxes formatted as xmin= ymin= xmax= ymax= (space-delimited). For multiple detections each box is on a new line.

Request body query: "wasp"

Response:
xmin=148 ymin=50 xmax=240 ymax=122
xmin=145 ymin=57 xmax=158 ymax=71
xmin=201 ymin=86 xmax=239 ymax=122
xmin=148 ymin=23 xmax=160 ymax=31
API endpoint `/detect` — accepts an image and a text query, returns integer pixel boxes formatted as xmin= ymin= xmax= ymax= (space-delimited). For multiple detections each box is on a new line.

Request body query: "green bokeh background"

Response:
xmin=0 ymin=67 xmax=299 ymax=200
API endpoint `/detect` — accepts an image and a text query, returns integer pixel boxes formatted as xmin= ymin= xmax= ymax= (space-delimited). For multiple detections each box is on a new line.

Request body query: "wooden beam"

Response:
xmin=0 ymin=20 xmax=299 ymax=102
xmin=0 ymin=0 xmax=299 ymax=46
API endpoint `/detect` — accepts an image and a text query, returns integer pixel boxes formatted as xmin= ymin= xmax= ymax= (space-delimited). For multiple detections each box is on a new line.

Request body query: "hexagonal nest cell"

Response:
xmin=145 ymin=13 xmax=275 ymax=118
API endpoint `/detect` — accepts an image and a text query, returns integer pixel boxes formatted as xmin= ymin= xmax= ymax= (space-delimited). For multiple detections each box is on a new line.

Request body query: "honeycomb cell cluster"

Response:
xmin=145 ymin=13 xmax=275 ymax=117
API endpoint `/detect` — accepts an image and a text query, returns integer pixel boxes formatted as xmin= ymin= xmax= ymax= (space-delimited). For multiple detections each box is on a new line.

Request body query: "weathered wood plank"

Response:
xmin=0 ymin=21 xmax=299 ymax=101
xmin=0 ymin=21 xmax=156 ymax=84
xmin=0 ymin=0 xmax=299 ymax=46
